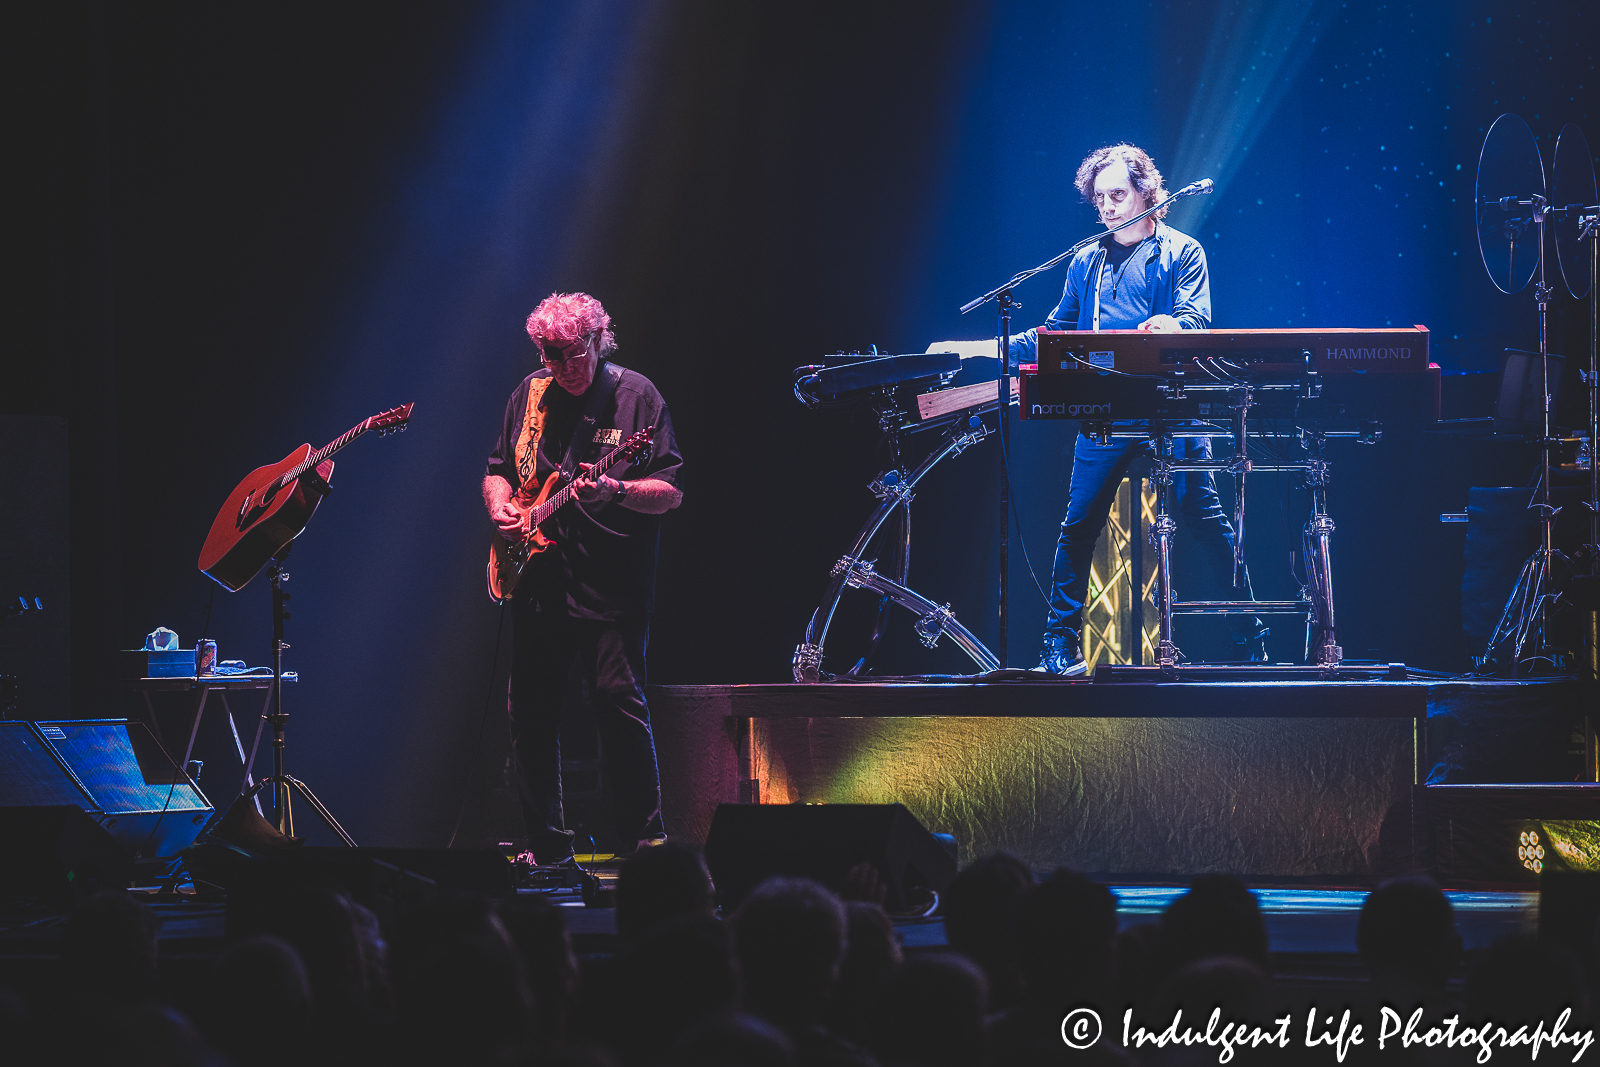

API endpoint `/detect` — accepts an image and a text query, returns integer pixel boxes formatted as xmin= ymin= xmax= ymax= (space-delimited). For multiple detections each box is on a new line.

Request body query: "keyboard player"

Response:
xmin=950 ymin=143 xmax=1266 ymax=673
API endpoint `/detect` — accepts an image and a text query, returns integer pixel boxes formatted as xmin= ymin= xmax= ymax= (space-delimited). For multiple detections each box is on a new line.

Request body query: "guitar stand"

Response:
xmin=257 ymin=544 xmax=357 ymax=846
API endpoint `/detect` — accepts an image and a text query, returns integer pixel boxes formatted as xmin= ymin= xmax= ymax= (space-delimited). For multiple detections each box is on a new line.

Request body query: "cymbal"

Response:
xmin=1475 ymin=113 xmax=1545 ymax=295
xmin=1552 ymin=123 xmax=1596 ymax=300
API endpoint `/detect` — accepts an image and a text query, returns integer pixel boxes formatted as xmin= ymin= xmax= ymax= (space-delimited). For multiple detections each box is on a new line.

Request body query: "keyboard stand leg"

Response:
xmin=1302 ymin=434 xmax=1343 ymax=670
xmin=1150 ymin=437 xmax=1182 ymax=671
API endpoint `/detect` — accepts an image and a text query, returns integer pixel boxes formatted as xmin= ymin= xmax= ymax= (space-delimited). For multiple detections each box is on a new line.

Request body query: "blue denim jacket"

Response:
xmin=1007 ymin=221 xmax=1211 ymax=368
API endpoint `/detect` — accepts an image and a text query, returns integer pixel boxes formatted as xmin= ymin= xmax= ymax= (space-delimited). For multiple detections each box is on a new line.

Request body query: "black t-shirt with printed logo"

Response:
xmin=485 ymin=360 xmax=682 ymax=621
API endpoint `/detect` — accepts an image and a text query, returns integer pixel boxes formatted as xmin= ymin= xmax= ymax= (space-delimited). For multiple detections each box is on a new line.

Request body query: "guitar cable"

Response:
xmin=997 ymin=424 xmax=1052 ymax=610
xmin=447 ymin=600 xmax=509 ymax=849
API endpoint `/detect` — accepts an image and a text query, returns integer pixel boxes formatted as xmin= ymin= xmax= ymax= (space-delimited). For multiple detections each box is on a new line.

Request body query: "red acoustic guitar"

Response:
xmin=487 ymin=427 xmax=653 ymax=604
xmin=198 ymin=404 xmax=415 ymax=591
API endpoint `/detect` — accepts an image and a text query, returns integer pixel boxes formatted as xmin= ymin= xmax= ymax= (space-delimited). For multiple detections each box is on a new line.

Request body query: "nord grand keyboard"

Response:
xmin=1020 ymin=327 xmax=1438 ymax=423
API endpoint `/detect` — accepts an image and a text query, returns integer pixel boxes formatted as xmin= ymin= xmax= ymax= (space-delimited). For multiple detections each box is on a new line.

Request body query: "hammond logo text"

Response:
xmin=1323 ymin=346 xmax=1412 ymax=361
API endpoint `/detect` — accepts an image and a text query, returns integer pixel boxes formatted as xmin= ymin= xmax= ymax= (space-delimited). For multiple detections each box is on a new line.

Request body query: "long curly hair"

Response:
xmin=524 ymin=292 xmax=617 ymax=355
xmin=1075 ymin=143 xmax=1169 ymax=220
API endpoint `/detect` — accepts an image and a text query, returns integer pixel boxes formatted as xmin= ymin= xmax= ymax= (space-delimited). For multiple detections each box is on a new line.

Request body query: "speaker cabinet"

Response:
xmin=205 ymin=846 xmax=517 ymax=940
xmin=38 ymin=720 xmax=212 ymax=857
xmin=0 ymin=720 xmax=212 ymax=860
xmin=0 ymin=805 xmax=132 ymax=900
xmin=703 ymin=803 xmax=957 ymax=911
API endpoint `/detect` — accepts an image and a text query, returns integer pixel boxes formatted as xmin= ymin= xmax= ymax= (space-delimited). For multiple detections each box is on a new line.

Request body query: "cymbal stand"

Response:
xmin=1582 ymin=209 xmax=1599 ymax=707
xmin=1481 ymin=199 xmax=1570 ymax=674
xmin=240 ymin=544 xmax=357 ymax=845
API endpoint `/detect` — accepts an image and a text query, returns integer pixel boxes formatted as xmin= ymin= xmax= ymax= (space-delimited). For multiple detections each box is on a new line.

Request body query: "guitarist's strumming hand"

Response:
xmin=491 ymin=501 xmax=526 ymax=537
xmin=482 ymin=475 xmax=526 ymax=537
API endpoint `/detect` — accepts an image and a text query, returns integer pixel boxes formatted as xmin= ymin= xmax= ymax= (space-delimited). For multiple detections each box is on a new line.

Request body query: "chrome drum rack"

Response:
xmin=793 ymin=398 xmax=999 ymax=682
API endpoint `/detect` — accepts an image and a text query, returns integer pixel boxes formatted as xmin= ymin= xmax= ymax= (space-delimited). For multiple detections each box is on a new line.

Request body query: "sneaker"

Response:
xmin=1036 ymin=633 xmax=1089 ymax=676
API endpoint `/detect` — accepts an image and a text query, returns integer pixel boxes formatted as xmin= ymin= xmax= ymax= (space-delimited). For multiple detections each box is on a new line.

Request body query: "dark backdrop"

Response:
xmin=6 ymin=0 xmax=1596 ymax=846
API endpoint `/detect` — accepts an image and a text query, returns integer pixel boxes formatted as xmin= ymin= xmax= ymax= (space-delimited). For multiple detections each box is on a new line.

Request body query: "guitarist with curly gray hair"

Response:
xmin=483 ymin=291 xmax=682 ymax=865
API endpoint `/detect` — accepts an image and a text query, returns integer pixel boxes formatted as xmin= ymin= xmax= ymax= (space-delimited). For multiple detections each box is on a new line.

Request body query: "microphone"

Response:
xmin=1175 ymin=178 xmax=1215 ymax=196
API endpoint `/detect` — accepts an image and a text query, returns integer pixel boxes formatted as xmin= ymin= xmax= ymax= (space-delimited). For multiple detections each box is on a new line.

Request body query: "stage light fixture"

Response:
xmin=1519 ymin=829 xmax=1545 ymax=874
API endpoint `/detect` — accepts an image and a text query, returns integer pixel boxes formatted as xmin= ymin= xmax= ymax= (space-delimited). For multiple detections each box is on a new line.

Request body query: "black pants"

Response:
xmin=508 ymin=604 xmax=663 ymax=860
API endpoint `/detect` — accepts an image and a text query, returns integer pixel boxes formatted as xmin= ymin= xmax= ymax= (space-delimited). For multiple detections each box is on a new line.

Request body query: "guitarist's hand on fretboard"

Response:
xmin=572 ymin=462 xmax=625 ymax=505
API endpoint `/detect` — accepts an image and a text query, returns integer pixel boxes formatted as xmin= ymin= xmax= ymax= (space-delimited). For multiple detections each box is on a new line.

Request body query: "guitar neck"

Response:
xmin=280 ymin=420 xmax=368 ymax=487
xmin=529 ymin=439 xmax=633 ymax=523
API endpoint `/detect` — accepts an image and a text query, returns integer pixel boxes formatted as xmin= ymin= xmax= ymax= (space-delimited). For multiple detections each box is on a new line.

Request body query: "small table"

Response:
xmin=120 ymin=673 xmax=296 ymax=809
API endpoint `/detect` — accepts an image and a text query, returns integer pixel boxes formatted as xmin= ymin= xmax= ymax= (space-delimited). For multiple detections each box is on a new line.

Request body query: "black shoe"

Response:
xmin=1036 ymin=633 xmax=1089 ymax=676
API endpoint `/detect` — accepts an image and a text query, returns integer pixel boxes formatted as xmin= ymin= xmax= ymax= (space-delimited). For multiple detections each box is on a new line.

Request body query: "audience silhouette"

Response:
xmin=6 ymin=849 xmax=1593 ymax=1066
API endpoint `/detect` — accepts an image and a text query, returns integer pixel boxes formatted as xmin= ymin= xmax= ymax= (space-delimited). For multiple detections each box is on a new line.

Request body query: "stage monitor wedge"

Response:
xmin=0 ymin=720 xmax=98 ymax=809
xmin=0 ymin=720 xmax=214 ymax=859
xmin=703 ymin=803 xmax=957 ymax=912
xmin=0 ymin=805 xmax=133 ymax=901
xmin=36 ymin=720 xmax=212 ymax=858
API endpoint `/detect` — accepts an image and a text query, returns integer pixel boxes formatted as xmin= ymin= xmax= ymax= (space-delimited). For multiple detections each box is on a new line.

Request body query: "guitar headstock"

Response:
xmin=621 ymin=427 xmax=654 ymax=461
xmin=367 ymin=402 xmax=416 ymax=437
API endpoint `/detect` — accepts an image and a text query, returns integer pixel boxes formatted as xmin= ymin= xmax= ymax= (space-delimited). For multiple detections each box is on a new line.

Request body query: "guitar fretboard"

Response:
xmin=278 ymin=421 xmax=369 ymax=488
xmin=527 ymin=437 xmax=637 ymax=525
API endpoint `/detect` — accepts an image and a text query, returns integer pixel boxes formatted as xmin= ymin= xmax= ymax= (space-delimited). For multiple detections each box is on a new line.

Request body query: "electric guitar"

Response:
xmin=198 ymin=403 xmax=415 ymax=591
xmin=486 ymin=428 xmax=653 ymax=605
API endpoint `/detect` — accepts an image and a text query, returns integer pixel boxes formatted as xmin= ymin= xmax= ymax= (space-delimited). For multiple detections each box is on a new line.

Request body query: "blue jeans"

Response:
xmin=1043 ymin=433 xmax=1259 ymax=642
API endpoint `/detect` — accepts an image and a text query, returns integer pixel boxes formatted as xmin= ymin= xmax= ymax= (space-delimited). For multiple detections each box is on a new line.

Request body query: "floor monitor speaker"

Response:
xmin=703 ymin=803 xmax=957 ymax=911
xmin=34 ymin=720 xmax=213 ymax=858
xmin=0 ymin=805 xmax=132 ymax=900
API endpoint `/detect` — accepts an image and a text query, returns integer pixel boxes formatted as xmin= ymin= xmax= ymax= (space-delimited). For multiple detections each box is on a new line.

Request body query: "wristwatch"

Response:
xmin=612 ymin=478 xmax=630 ymax=503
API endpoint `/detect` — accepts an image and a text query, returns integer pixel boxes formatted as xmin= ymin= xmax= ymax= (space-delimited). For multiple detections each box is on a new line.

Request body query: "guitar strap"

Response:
xmin=556 ymin=359 xmax=623 ymax=485
xmin=512 ymin=362 xmax=622 ymax=492
xmin=512 ymin=378 xmax=552 ymax=494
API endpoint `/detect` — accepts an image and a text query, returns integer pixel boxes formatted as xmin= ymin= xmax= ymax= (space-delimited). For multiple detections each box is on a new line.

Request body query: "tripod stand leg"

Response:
xmin=227 ymin=775 xmax=357 ymax=847
xmin=282 ymin=775 xmax=358 ymax=847
xmin=278 ymin=778 xmax=294 ymax=839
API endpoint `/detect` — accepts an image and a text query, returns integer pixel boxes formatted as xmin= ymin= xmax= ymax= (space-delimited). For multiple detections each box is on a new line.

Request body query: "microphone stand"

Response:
xmin=957 ymin=179 xmax=1214 ymax=669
